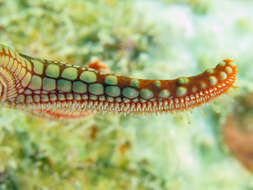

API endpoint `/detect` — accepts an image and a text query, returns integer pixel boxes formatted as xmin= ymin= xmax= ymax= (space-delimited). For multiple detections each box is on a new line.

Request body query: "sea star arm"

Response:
xmin=0 ymin=44 xmax=236 ymax=119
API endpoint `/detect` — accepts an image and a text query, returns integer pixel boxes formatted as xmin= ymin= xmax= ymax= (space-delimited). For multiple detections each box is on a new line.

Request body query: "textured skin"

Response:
xmin=0 ymin=44 xmax=236 ymax=119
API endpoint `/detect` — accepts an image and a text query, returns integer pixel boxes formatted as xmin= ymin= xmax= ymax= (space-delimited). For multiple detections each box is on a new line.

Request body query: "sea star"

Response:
xmin=0 ymin=44 xmax=236 ymax=119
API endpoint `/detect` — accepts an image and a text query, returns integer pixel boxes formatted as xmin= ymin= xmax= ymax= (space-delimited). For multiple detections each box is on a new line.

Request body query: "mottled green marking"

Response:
xmin=24 ymin=90 xmax=32 ymax=94
xmin=90 ymin=95 xmax=98 ymax=100
xmin=122 ymin=87 xmax=139 ymax=99
xmin=61 ymin=67 xmax=78 ymax=80
xmin=82 ymin=94 xmax=88 ymax=100
xmin=57 ymin=79 xmax=71 ymax=92
xmin=43 ymin=77 xmax=56 ymax=91
xmin=225 ymin=66 xmax=232 ymax=73
xmin=105 ymin=86 xmax=121 ymax=97
xmin=32 ymin=60 xmax=44 ymax=75
xmin=16 ymin=95 xmax=25 ymax=103
xmin=67 ymin=94 xmax=73 ymax=100
xmin=159 ymin=89 xmax=170 ymax=98
xmin=129 ymin=79 xmax=140 ymax=88
xmin=176 ymin=87 xmax=187 ymax=97
xmin=219 ymin=72 xmax=227 ymax=80
xmin=219 ymin=61 xmax=226 ymax=67
xmin=116 ymin=97 xmax=122 ymax=102
xmin=140 ymin=89 xmax=153 ymax=99
xmin=58 ymin=94 xmax=65 ymax=101
xmin=29 ymin=75 xmax=42 ymax=90
xmin=209 ymin=76 xmax=217 ymax=86
xmin=154 ymin=80 xmax=161 ymax=88
xmin=41 ymin=95 xmax=49 ymax=102
xmin=74 ymin=94 xmax=81 ymax=100
xmin=80 ymin=71 xmax=97 ymax=83
xmin=34 ymin=95 xmax=40 ymax=103
xmin=107 ymin=96 xmax=114 ymax=102
xmin=46 ymin=64 xmax=60 ymax=78
xmin=178 ymin=77 xmax=189 ymax=85
xmin=123 ymin=98 xmax=130 ymax=103
xmin=73 ymin=81 xmax=87 ymax=93
xmin=99 ymin=96 xmax=106 ymax=101
xmin=50 ymin=94 xmax=57 ymax=101
xmin=206 ymin=68 xmax=214 ymax=74
xmin=88 ymin=83 xmax=104 ymax=95
xmin=105 ymin=75 xmax=118 ymax=85
xmin=26 ymin=96 xmax=33 ymax=103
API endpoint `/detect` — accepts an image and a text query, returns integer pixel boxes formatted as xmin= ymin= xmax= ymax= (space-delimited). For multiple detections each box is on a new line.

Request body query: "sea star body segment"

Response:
xmin=0 ymin=44 xmax=236 ymax=119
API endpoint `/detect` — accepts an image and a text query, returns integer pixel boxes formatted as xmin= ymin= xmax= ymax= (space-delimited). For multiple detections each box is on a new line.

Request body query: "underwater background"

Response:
xmin=0 ymin=0 xmax=253 ymax=189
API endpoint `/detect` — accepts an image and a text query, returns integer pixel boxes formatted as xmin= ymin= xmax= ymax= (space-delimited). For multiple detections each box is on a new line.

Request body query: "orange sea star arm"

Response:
xmin=0 ymin=44 xmax=236 ymax=119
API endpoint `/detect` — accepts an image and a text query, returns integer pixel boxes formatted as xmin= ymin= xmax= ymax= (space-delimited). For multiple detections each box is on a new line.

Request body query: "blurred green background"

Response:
xmin=0 ymin=0 xmax=253 ymax=189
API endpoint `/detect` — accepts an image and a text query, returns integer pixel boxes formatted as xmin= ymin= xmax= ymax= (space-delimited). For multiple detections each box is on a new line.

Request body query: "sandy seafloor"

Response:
xmin=0 ymin=0 xmax=253 ymax=189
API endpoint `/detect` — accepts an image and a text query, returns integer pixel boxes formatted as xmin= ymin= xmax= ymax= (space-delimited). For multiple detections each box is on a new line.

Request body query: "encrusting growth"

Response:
xmin=0 ymin=44 xmax=236 ymax=119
